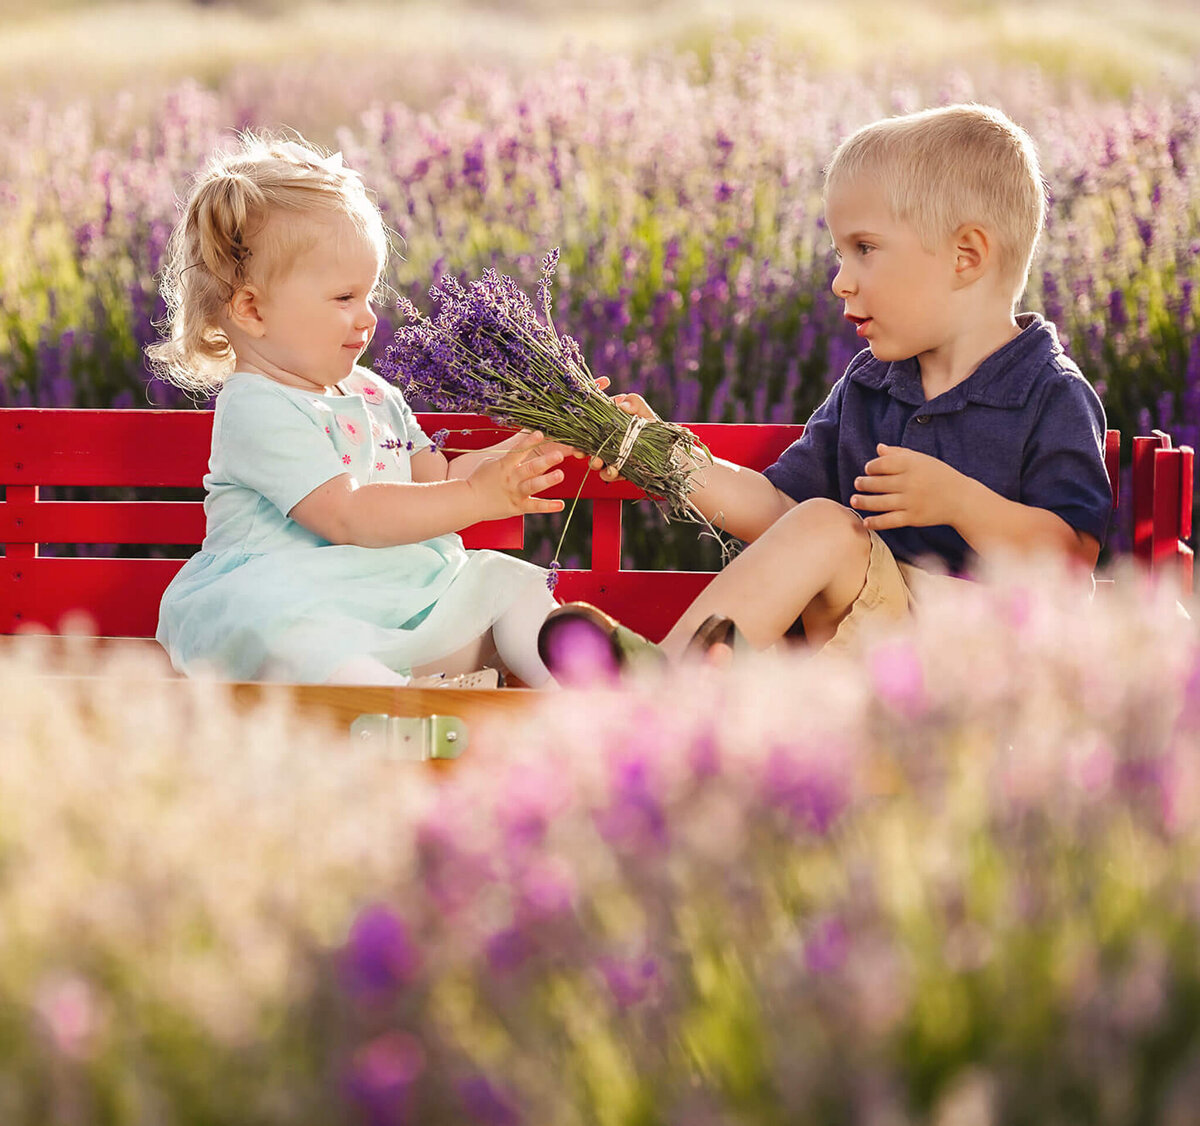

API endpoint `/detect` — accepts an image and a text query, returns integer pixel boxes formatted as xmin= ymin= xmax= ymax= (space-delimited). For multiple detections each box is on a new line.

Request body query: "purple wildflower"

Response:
xmin=485 ymin=926 xmax=534 ymax=975
xmin=459 ymin=1075 xmax=522 ymax=1126
xmin=598 ymin=953 xmax=662 ymax=1009
xmin=596 ymin=753 xmax=669 ymax=852
xmin=430 ymin=428 xmax=450 ymax=451
xmin=344 ymin=1031 xmax=425 ymax=1126
xmin=868 ymin=639 xmax=928 ymax=719
xmin=340 ymin=904 xmax=421 ymax=1002
xmin=545 ymin=560 xmax=561 ymax=592
xmin=762 ymin=747 xmax=847 ymax=835
xmin=804 ymin=916 xmax=850 ymax=976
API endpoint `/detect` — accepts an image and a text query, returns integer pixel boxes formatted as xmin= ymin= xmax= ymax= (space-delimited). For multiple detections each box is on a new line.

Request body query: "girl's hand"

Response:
xmin=466 ymin=431 xmax=566 ymax=519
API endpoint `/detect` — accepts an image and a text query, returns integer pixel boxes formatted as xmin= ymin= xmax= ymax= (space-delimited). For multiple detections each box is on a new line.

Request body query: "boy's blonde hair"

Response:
xmin=148 ymin=131 xmax=389 ymax=394
xmin=824 ymin=103 xmax=1046 ymax=303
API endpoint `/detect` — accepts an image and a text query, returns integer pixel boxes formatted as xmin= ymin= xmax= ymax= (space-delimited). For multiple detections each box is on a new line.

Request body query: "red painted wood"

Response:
xmin=1179 ymin=447 xmax=1193 ymax=541
xmin=4 ymin=485 xmax=38 ymax=559
xmin=0 ymin=502 xmax=519 ymax=552
xmin=0 ymin=501 xmax=207 ymax=545
xmin=590 ymin=499 xmax=623 ymax=570
xmin=4 ymin=410 xmax=212 ymax=486
xmin=1152 ymin=448 xmax=1182 ymax=566
xmin=1105 ymin=429 xmax=1120 ymax=509
xmin=1132 ymin=433 xmax=1168 ymax=562
xmin=555 ymin=569 xmax=717 ymax=643
xmin=0 ymin=557 xmax=183 ymax=635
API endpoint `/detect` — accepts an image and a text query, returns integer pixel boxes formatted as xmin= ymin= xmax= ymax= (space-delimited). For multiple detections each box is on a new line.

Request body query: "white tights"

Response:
xmin=326 ymin=581 xmax=559 ymax=687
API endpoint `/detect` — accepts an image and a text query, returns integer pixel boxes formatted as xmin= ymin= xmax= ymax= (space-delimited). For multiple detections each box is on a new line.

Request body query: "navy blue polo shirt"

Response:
xmin=763 ymin=313 xmax=1111 ymax=574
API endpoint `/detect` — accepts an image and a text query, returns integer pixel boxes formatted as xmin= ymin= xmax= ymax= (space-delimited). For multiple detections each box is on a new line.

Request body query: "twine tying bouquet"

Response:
xmin=376 ymin=250 xmax=720 ymax=538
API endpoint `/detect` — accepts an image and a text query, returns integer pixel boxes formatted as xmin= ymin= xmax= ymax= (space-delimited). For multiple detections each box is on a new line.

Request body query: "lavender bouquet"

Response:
xmin=377 ymin=250 xmax=714 ymax=528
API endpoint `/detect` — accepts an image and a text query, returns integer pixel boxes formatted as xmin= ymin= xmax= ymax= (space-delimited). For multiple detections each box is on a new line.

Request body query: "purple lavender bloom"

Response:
xmin=596 ymin=754 xmax=669 ymax=852
xmin=545 ymin=560 xmax=561 ymax=592
xmin=598 ymin=954 xmax=662 ymax=1009
xmin=868 ymin=639 xmax=928 ymax=719
xmin=430 ymin=428 xmax=450 ymax=451
xmin=343 ymin=1031 xmax=425 ymax=1126
xmin=804 ymin=915 xmax=850 ymax=975
xmin=459 ymin=1075 xmax=522 ymax=1126
xmin=340 ymin=904 xmax=420 ymax=1002
xmin=762 ymin=747 xmax=847 ymax=835
xmin=485 ymin=926 xmax=535 ymax=975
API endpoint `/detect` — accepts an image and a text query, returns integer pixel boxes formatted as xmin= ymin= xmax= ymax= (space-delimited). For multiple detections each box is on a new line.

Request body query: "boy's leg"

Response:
xmin=660 ymin=498 xmax=872 ymax=656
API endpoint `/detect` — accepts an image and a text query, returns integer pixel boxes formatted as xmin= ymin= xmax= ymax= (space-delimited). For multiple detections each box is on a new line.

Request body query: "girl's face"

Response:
xmin=234 ymin=211 xmax=382 ymax=392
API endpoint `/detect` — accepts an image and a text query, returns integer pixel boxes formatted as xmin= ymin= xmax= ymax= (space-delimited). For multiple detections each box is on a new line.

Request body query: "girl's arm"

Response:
xmin=411 ymin=431 xmax=579 ymax=484
xmin=289 ymin=432 xmax=564 ymax=548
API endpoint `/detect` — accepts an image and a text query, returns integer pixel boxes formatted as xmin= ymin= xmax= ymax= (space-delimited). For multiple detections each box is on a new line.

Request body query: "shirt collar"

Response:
xmin=848 ymin=313 xmax=1060 ymax=410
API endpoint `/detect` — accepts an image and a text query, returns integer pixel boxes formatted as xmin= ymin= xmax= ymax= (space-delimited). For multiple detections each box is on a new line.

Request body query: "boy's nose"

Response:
xmin=831 ymin=262 xmax=854 ymax=297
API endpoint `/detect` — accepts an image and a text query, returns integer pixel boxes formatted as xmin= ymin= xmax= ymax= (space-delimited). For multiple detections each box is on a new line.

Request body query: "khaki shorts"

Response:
xmin=823 ymin=528 xmax=960 ymax=654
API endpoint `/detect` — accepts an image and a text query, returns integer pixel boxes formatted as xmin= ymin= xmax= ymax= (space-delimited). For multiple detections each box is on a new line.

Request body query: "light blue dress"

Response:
xmin=156 ymin=367 xmax=549 ymax=681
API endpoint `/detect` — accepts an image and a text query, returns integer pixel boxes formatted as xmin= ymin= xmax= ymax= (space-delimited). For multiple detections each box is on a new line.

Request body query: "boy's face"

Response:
xmin=826 ymin=178 xmax=959 ymax=364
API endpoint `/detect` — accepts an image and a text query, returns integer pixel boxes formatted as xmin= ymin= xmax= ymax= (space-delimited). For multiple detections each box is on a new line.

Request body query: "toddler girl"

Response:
xmin=150 ymin=132 xmax=566 ymax=686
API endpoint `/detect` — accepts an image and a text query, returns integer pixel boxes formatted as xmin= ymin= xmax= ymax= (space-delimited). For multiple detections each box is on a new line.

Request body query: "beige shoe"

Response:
xmin=409 ymin=667 xmax=503 ymax=689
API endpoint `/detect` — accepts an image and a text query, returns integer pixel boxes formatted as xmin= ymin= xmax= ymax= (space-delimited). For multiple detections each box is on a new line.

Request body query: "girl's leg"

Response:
xmin=660 ymin=498 xmax=872 ymax=656
xmin=409 ymin=579 xmax=558 ymax=686
xmin=326 ymin=655 xmax=412 ymax=685
xmin=490 ymin=580 xmax=560 ymax=687
xmin=410 ymin=633 xmax=494 ymax=679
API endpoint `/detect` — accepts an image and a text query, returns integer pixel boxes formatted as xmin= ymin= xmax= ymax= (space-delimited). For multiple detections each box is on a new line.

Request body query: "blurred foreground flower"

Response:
xmin=3 ymin=562 xmax=1200 ymax=1123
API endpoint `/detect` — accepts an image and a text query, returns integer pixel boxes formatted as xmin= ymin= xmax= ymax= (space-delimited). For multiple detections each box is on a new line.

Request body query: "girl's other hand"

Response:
xmin=467 ymin=431 xmax=565 ymax=519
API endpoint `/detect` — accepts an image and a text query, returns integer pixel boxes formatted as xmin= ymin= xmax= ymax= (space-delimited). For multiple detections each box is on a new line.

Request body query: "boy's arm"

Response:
xmin=677 ymin=454 xmax=797 ymax=542
xmin=851 ymin=444 xmax=1100 ymax=567
xmin=594 ymin=393 xmax=796 ymax=542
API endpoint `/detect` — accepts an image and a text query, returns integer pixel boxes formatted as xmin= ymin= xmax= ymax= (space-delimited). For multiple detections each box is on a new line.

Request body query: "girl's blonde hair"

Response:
xmin=147 ymin=131 xmax=389 ymax=394
xmin=824 ymin=103 xmax=1047 ymax=303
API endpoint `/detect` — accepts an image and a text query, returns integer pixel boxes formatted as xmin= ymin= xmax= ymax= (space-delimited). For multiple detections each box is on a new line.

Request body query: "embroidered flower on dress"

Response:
xmin=336 ymin=415 xmax=364 ymax=444
xmin=360 ymin=383 xmax=386 ymax=405
xmin=342 ymin=454 xmax=352 ymax=465
xmin=376 ymin=461 xmax=386 ymax=471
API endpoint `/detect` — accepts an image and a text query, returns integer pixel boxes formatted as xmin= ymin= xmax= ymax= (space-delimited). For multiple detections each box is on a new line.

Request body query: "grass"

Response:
xmin=0 ymin=0 xmax=1197 ymax=110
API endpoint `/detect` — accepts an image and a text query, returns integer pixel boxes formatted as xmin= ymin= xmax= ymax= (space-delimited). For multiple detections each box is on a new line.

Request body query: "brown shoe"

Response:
xmin=537 ymin=602 xmax=663 ymax=683
xmin=682 ymin=614 xmax=747 ymax=663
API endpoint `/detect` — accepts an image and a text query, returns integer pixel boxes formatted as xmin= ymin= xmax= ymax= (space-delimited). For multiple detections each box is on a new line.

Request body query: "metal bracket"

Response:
xmin=350 ymin=714 xmax=468 ymax=761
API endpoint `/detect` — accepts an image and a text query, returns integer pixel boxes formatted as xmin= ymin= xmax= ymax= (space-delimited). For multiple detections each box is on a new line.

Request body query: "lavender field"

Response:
xmin=3 ymin=19 xmax=1198 ymax=563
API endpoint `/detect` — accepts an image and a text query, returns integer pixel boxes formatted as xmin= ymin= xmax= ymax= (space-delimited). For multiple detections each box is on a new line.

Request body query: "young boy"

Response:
xmin=541 ymin=103 xmax=1111 ymax=666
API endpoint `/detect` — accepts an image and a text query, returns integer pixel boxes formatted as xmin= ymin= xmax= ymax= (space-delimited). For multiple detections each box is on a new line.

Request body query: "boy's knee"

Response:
xmin=784 ymin=497 xmax=871 ymax=557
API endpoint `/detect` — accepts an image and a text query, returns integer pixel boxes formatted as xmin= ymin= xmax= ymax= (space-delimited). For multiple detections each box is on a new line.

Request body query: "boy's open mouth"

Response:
xmin=844 ymin=313 xmax=872 ymax=338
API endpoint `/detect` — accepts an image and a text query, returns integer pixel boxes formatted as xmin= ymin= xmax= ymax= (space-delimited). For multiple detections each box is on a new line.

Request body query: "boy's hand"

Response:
xmin=467 ymin=431 xmax=566 ymax=519
xmin=850 ymin=444 xmax=966 ymax=530
xmin=593 ymin=392 xmax=661 ymax=481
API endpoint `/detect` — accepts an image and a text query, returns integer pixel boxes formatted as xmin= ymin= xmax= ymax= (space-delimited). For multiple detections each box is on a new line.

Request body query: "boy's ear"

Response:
xmin=226 ymin=285 xmax=266 ymax=336
xmin=951 ymin=224 xmax=990 ymax=286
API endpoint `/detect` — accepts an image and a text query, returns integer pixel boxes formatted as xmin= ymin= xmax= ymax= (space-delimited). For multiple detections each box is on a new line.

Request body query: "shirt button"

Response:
xmin=915 ymin=415 xmax=931 ymax=424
